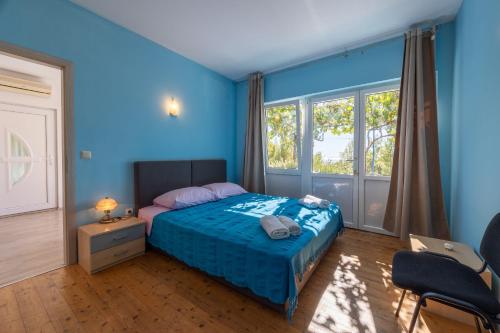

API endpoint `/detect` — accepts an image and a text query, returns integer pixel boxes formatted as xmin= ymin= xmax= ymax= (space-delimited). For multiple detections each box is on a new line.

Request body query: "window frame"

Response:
xmin=309 ymin=91 xmax=359 ymax=177
xmin=359 ymin=83 xmax=400 ymax=180
xmin=262 ymin=81 xmax=400 ymax=180
xmin=263 ymin=99 xmax=302 ymax=175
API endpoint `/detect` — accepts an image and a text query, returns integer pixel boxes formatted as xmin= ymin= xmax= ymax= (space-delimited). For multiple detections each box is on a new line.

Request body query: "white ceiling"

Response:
xmin=72 ymin=0 xmax=462 ymax=81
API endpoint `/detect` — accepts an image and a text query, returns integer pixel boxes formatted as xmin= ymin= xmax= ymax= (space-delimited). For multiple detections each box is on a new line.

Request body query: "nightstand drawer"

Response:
xmin=91 ymin=238 xmax=145 ymax=273
xmin=91 ymin=223 xmax=144 ymax=253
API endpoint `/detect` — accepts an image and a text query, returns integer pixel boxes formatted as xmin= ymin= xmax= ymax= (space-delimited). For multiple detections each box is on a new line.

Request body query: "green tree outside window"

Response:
xmin=265 ymin=90 xmax=399 ymax=176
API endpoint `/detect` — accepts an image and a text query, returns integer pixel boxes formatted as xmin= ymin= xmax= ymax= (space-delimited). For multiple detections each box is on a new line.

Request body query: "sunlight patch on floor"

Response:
xmin=308 ymin=254 xmax=376 ymax=333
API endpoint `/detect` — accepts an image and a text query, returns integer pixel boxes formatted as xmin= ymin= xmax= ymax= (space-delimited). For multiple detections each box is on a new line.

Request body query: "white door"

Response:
xmin=0 ymin=103 xmax=57 ymax=216
xmin=306 ymin=92 xmax=360 ymax=228
xmin=306 ymin=87 xmax=399 ymax=232
xmin=306 ymin=87 xmax=399 ymax=233
xmin=263 ymin=83 xmax=400 ymax=235
xmin=358 ymin=86 xmax=399 ymax=234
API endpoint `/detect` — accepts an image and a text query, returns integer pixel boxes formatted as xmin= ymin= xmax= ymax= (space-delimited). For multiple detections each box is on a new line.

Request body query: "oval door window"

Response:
xmin=8 ymin=132 xmax=32 ymax=187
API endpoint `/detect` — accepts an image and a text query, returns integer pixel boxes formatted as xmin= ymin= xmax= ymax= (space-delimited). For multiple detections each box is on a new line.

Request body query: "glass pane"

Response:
xmin=312 ymin=96 xmax=355 ymax=175
xmin=10 ymin=132 xmax=30 ymax=158
xmin=8 ymin=132 xmax=32 ymax=187
xmin=265 ymin=104 xmax=298 ymax=169
xmin=9 ymin=162 xmax=31 ymax=186
xmin=364 ymin=89 xmax=399 ymax=176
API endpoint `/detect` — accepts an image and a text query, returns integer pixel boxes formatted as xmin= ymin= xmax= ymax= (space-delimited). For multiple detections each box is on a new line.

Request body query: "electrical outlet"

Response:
xmin=80 ymin=150 xmax=92 ymax=160
xmin=125 ymin=207 xmax=133 ymax=216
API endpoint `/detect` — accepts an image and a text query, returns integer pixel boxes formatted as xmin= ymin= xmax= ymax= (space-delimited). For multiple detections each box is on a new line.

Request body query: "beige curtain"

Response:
xmin=383 ymin=29 xmax=449 ymax=240
xmin=243 ymin=72 xmax=266 ymax=193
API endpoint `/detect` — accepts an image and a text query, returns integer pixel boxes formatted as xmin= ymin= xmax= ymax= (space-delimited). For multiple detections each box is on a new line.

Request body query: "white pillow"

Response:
xmin=203 ymin=182 xmax=247 ymax=199
xmin=153 ymin=187 xmax=217 ymax=209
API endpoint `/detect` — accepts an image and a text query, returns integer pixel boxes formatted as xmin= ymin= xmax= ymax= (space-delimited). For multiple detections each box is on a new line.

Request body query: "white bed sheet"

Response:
xmin=138 ymin=205 xmax=170 ymax=236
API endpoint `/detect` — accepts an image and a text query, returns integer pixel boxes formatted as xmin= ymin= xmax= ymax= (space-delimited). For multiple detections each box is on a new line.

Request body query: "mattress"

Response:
xmin=138 ymin=205 xmax=169 ymax=236
xmin=147 ymin=192 xmax=343 ymax=318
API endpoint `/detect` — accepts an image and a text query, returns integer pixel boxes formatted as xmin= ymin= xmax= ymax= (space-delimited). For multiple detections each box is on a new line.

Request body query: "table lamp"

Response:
xmin=95 ymin=196 xmax=118 ymax=223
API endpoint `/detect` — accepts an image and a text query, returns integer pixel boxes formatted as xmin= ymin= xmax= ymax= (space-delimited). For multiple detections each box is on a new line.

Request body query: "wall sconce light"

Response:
xmin=166 ymin=97 xmax=179 ymax=117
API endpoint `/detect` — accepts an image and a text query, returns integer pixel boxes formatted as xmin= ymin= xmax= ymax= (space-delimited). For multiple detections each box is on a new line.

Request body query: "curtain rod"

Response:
xmin=238 ymin=17 xmax=453 ymax=82
xmin=406 ymin=24 xmax=437 ymax=40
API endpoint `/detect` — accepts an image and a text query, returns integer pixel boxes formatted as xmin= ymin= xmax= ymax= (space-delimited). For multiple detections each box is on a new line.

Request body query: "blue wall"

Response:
xmin=0 ymin=0 xmax=236 ymax=224
xmin=450 ymin=0 xmax=500 ymax=251
xmin=235 ymin=24 xmax=456 ymax=218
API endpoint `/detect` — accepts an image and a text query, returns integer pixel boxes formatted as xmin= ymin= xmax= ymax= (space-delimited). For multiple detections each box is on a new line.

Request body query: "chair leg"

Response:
xmin=475 ymin=316 xmax=483 ymax=333
xmin=408 ymin=297 xmax=424 ymax=333
xmin=395 ymin=289 xmax=406 ymax=318
xmin=486 ymin=319 xmax=497 ymax=333
xmin=480 ymin=315 xmax=497 ymax=333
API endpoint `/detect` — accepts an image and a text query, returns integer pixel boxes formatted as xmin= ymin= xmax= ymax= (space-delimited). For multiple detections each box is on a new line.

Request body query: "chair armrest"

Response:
xmin=475 ymin=261 xmax=488 ymax=274
xmin=421 ymin=251 xmax=461 ymax=264
xmin=473 ymin=249 xmax=488 ymax=274
xmin=421 ymin=291 xmax=496 ymax=326
xmin=423 ymin=250 xmax=488 ymax=274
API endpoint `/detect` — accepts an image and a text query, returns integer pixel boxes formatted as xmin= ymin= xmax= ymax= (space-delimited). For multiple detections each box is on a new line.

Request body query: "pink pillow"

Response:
xmin=203 ymin=182 xmax=247 ymax=199
xmin=153 ymin=187 xmax=217 ymax=209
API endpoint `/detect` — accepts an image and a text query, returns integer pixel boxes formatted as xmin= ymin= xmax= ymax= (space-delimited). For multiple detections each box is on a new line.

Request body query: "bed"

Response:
xmin=134 ymin=159 xmax=343 ymax=318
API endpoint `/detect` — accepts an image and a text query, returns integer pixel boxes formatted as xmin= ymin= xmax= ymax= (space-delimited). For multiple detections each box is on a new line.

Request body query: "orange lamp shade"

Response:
xmin=95 ymin=197 xmax=118 ymax=212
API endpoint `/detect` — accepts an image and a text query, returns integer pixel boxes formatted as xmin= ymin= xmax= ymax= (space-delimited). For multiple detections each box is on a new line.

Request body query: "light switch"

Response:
xmin=80 ymin=150 xmax=92 ymax=160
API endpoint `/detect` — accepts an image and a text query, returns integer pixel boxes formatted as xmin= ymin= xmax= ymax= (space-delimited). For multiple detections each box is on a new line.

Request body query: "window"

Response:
xmin=265 ymin=101 xmax=300 ymax=171
xmin=312 ymin=95 xmax=355 ymax=175
xmin=8 ymin=132 xmax=32 ymax=187
xmin=263 ymin=83 xmax=399 ymax=178
xmin=364 ymin=89 xmax=399 ymax=176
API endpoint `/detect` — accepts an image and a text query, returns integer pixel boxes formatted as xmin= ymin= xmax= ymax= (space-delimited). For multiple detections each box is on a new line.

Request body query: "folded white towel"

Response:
xmin=278 ymin=216 xmax=301 ymax=236
xmin=260 ymin=215 xmax=289 ymax=240
xmin=298 ymin=197 xmax=319 ymax=209
xmin=299 ymin=195 xmax=330 ymax=209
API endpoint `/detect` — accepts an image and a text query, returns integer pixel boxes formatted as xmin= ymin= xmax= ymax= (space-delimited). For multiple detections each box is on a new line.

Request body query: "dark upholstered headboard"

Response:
xmin=134 ymin=159 xmax=226 ymax=210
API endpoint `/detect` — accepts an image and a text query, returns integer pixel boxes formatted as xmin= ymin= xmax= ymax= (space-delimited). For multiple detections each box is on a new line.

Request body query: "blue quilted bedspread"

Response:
xmin=148 ymin=193 xmax=343 ymax=318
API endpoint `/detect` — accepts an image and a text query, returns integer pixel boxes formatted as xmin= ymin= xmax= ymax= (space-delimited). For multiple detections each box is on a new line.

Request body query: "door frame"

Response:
xmin=0 ymin=41 xmax=77 ymax=265
xmin=263 ymin=82 xmax=400 ymax=233
xmin=358 ymin=84 xmax=399 ymax=235
xmin=305 ymin=91 xmax=360 ymax=228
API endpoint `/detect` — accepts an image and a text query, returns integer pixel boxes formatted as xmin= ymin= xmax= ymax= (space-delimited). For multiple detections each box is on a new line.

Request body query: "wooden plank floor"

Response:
xmin=0 ymin=229 xmax=475 ymax=332
xmin=0 ymin=209 xmax=64 ymax=288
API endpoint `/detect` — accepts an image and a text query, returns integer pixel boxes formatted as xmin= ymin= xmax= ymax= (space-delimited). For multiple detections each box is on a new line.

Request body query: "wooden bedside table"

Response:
xmin=409 ymin=234 xmax=492 ymax=326
xmin=78 ymin=217 xmax=145 ymax=274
